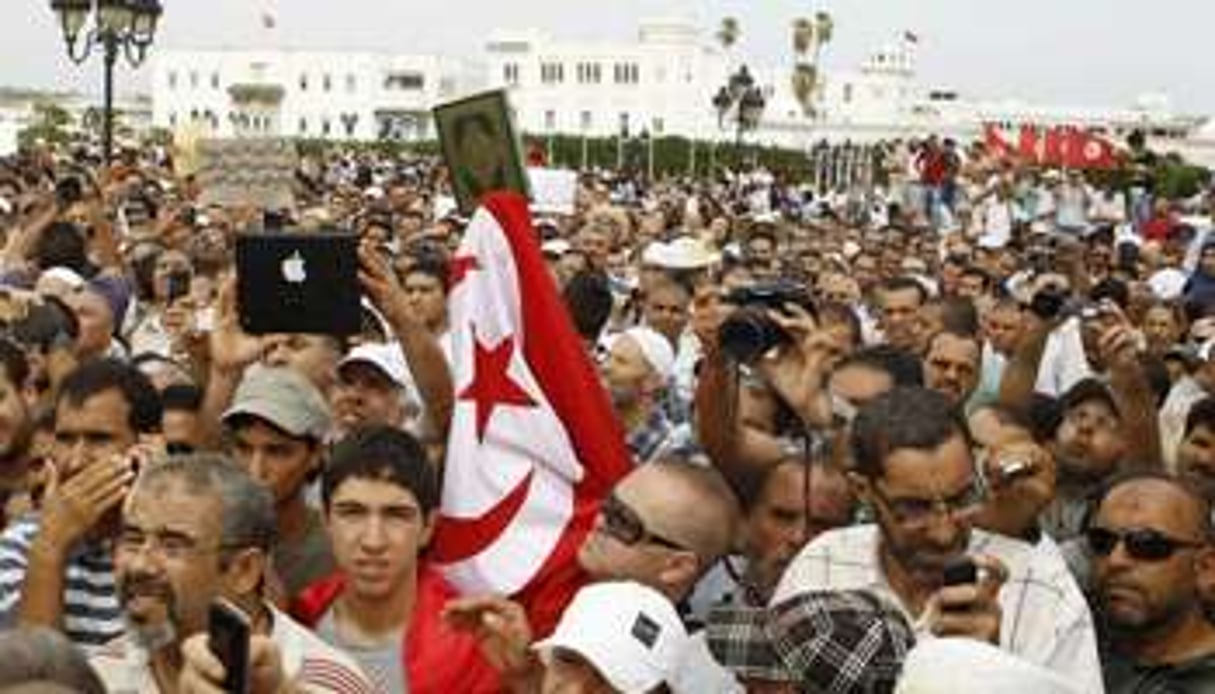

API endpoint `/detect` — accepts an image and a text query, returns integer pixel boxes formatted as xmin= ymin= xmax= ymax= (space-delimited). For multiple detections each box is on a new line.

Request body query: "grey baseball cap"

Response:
xmin=222 ymin=364 xmax=331 ymax=440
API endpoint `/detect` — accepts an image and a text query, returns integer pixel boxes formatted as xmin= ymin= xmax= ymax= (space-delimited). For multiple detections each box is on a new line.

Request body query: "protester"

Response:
xmin=89 ymin=454 xmax=373 ymax=692
xmin=1 ymin=116 xmax=1214 ymax=692
xmin=1088 ymin=473 xmax=1215 ymax=691
xmin=533 ymin=581 xmax=689 ymax=693
xmin=221 ymin=365 xmax=336 ymax=597
xmin=0 ymin=626 xmax=105 ymax=694
xmin=773 ymin=387 xmax=1104 ymax=691
xmin=292 ymin=426 xmax=497 ymax=692
xmin=0 ymin=358 xmax=159 ymax=647
xmin=707 ymin=589 xmax=914 ymax=692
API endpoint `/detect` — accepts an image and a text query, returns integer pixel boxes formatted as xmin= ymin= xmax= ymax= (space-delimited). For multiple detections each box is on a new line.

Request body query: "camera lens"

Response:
xmin=718 ymin=309 xmax=785 ymax=364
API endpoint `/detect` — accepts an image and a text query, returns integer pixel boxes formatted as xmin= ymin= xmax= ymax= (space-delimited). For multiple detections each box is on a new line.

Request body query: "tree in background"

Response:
xmin=716 ymin=17 xmax=740 ymax=51
xmin=792 ymin=11 xmax=834 ymax=117
xmin=18 ymin=102 xmax=74 ymax=150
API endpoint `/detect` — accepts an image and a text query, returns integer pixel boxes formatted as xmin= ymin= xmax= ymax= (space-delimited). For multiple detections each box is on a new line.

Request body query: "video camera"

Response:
xmin=718 ymin=281 xmax=816 ymax=364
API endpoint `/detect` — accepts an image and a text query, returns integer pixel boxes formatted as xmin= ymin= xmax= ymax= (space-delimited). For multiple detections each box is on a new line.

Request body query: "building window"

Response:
xmin=619 ymin=112 xmax=630 ymax=136
xmin=168 ymin=71 xmax=177 ymax=89
xmin=211 ymin=72 xmax=220 ymax=89
xmin=503 ymin=63 xmax=519 ymax=85
xmin=631 ymin=64 xmax=639 ymax=83
xmin=346 ymin=74 xmax=356 ymax=93
xmin=614 ymin=63 xmax=639 ymax=84
xmin=168 ymin=113 xmax=177 ymax=127
xmin=322 ymin=119 xmax=331 ymax=137
xmin=843 ymin=83 xmax=853 ymax=104
xmin=300 ymin=74 xmax=308 ymax=91
xmin=385 ymin=73 xmax=425 ymax=90
xmin=580 ymin=110 xmax=592 ymax=131
xmin=189 ymin=71 xmax=198 ymax=88
xmin=299 ymin=117 xmax=308 ymax=135
xmin=544 ymin=110 xmax=556 ymax=131
xmin=323 ymin=74 xmax=332 ymax=92
xmin=578 ymin=63 xmax=601 ymax=84
xmin=541 ymin=62 xmax=564 ymax=85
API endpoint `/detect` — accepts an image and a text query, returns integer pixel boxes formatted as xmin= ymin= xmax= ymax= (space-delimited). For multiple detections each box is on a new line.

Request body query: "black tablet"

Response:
xmin=235 ymin=231 xmax=361 ymax=335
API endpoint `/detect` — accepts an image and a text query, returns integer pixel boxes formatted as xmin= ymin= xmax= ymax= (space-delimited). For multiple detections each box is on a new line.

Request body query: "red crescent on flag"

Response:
xmin=431 ymin=469 xmax=534 ymax=564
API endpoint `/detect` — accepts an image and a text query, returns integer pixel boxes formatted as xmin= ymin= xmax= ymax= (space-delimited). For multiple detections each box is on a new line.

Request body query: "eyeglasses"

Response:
xmin=871 ymin=479 xmax=987 ymax=530
xmin=116 ymin=525 xmax=236 ymax=562
xmin=1085 ymin=526 xmax=1205 ymax=562
xmin=600 ymin=493 xmax=688 ymax=551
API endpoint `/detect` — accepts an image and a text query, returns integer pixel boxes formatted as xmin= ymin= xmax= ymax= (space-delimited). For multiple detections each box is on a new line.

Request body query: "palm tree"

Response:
xmin=716 ymin=17 xmax=740 ymax=51
xmin=792 ymin=18 xmax=814 ymax=57
xmin=791 ymin=11 xmax=835 ymax=116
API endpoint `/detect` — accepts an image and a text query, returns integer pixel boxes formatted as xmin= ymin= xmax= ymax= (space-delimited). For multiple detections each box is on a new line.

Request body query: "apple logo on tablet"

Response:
xmin=281 ymin=251 xmax=307 ymax=284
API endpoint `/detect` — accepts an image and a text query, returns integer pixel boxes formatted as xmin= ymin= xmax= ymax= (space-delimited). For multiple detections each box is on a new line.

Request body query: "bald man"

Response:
xmin=447 ymin=458 xmax=745 ymax=692
xmin=1089 ymin=474 xmax=1215 ymax=692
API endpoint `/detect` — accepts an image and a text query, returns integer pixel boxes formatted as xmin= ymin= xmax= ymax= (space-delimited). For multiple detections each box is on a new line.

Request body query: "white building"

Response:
xmin=147 ymin=19 xmax=1211 ymax=162
xmin=484 ymin=19 xmax=729 ymax=141
xmin=152 ymin=49 xmax=483 ymax=141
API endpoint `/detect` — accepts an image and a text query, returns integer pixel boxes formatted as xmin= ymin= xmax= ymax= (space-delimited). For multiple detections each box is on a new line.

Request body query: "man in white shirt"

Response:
xmin=773 ymin=387 xmax=1103 ymax=693
xmin=90 ymin=454 xmax=372 ymax=693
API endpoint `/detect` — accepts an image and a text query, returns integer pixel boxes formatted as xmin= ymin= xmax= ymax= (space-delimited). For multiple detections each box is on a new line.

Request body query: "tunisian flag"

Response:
xmin=430 ymin=192 xmax=632 ymax=635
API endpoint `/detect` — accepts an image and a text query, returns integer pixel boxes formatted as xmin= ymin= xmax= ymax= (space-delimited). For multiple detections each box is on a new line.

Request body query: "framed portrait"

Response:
xmin=433 ymin=89 xmax=531 ymax=215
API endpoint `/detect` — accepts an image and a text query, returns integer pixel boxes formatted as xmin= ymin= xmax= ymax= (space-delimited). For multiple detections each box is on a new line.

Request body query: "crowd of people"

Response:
xmin=0 ymin=130 xmax=1211 ymax=693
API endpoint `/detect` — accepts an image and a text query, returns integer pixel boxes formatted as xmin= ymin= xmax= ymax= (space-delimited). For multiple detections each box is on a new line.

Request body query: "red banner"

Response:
xmin=985 ymin=123 xmax=1120 ymax=170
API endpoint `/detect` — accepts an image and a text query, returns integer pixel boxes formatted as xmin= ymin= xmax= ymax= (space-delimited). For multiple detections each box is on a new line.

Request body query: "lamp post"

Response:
xmin=712 ymin=65 xmax=766 ymax=169
xmin=49 ymin=0 xmax=162 ymax=164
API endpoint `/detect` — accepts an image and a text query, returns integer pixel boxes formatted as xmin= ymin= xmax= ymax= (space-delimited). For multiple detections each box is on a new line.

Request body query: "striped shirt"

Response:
xmin=0 ymin=513 xmax=123 ymax=648
xmin=773 ymin=524 xmax=1105 ymax=694
xmin=90 ymin=604 xmax=375 ymax=693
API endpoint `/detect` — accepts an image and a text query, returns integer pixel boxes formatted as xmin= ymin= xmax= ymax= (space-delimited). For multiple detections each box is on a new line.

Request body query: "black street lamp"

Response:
xmin=711 ymin=65 xmax=766 ymax=165
xmin=50 ymin=0 xmax=162 ymax=164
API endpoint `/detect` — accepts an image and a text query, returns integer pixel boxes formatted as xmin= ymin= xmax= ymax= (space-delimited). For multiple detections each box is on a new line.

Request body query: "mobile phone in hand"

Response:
xmin=943 ymin=557 xmax=978 ymax=588
xmin=166 ymin=270 xmax=191 ymax=304
xmin=208 ymin=598 xmax=251 ymax=694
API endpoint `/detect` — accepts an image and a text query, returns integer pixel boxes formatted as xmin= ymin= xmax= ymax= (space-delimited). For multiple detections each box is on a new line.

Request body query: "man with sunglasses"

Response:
xmin=446 ymin=458 xmax=744 ymax=692
xmin=1088 ymin=473 xmax=1215 ymax=692
xmin=773 ymin=387 xmax=1102 ymax=692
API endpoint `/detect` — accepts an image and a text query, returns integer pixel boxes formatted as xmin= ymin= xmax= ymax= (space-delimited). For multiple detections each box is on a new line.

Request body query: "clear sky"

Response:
xmin=5 ymin=0 xmax=1212 ymax=114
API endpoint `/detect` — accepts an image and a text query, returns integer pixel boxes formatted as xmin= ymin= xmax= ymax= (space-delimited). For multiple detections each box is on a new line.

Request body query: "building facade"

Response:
xmin=151 ymin=49 xmax=483 ymax=141
xmin=147 ymin=19 xmax=1210 ymax=164
xmin=483 ymin=19 xmax=730 ymax=141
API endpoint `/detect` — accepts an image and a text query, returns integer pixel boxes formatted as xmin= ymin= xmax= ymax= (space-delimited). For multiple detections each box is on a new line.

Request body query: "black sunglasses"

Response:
xmin=1085 ymin=526 xmax=1205 ymax=562
xmin=601 ymin=493 xmax=687 ymax=552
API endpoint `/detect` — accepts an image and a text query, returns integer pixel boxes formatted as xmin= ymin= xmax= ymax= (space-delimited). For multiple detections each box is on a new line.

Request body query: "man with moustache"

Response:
xmin=1178 ymin=397 xmax=1215 ymax=498
xmin=923 ymin=329 xmax=983 ymax=412
xmin=1087 ymin=473 xmax=1215 ymax=691
xmin=0 ymin=359 xmax=160 ymax=647
xmin=90 ymin=454 xmax=372 ymax=692
xmin=773 ymin=387 xmax=1103 ymax=692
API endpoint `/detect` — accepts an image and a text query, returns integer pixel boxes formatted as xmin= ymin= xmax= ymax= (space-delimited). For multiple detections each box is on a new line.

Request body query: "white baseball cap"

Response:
xmin=896 ymin=638 xmax=1080 ymax=694
xmin=535 ymin=582 xmax=689 ymax=693
xmin=338 ymin=342 xmax=417 ymax=397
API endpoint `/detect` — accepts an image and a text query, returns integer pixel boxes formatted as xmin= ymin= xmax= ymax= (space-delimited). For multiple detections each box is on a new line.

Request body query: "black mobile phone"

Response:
xmin=166 ymin=270 xmax=191 ymax=303
xmin=208 ymin=598 xmax=251 ymax=694
xmin=942 ymin=557 xmax=978 ymax=587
